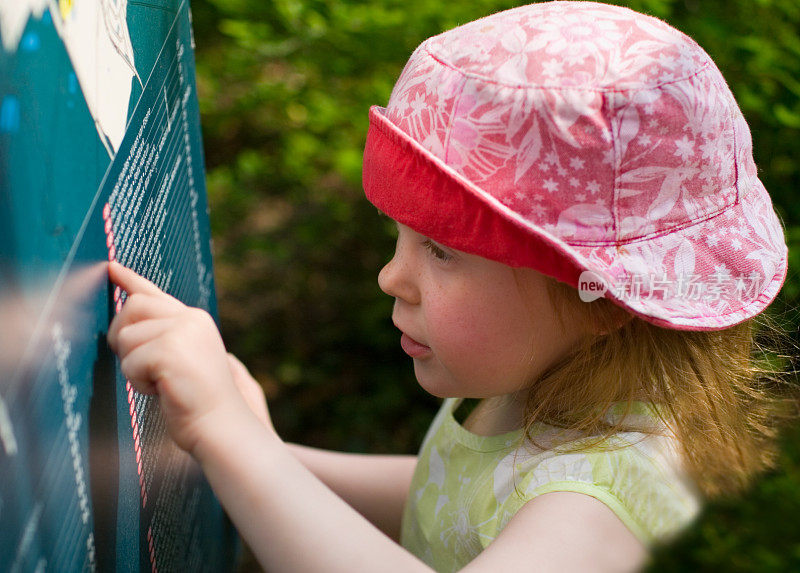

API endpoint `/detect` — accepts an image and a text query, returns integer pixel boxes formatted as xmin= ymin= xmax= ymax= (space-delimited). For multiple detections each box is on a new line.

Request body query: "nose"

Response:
xmin=378 ymin=235 xmax=421 ymax=305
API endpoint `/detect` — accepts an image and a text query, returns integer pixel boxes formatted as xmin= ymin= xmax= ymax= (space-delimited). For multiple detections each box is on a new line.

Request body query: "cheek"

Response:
xmin=426 ymin=291 xmax=532 ymax=365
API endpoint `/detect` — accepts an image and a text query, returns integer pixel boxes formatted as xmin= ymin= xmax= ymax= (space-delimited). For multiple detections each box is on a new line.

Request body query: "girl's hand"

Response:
xmin=226 ymin=353 xmax=274 ymax=433
xmin=107 ymin=262 xmax=248 ymax=456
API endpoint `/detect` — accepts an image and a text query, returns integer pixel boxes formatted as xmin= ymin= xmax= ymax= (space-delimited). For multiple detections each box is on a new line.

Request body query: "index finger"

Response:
xmin=109 ymin=261 xmax=172 ymax=299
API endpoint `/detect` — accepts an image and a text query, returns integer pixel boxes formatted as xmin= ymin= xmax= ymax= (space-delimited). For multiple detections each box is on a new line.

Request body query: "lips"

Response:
xmin=400 ymin=332 xmax=431 ymax=358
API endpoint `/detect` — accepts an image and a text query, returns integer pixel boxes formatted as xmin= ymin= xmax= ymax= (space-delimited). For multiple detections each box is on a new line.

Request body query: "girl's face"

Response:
xmin=379 ymin=223 xmax=593 ymax=400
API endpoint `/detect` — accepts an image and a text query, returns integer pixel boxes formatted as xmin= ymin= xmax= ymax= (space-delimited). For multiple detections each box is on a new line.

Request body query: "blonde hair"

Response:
xmin=521 ymin=277 xmax=798 ymax=498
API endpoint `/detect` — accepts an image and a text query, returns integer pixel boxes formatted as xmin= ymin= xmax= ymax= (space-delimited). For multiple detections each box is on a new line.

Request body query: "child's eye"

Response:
xmin=422 ymin=239 xmax=454 ymax=262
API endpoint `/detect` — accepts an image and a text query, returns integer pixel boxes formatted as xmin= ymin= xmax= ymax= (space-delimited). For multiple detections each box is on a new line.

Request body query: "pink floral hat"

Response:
xmin=362 ymin=1 xmax=787 ymax=331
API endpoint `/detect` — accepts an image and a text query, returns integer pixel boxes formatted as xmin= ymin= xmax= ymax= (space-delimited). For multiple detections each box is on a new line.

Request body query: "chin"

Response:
xmin=413 ymin=372 xmax=481 ymax=400
xmin=413 ymin=366 xmax=457 ymax=398
xmin=414 ymin=379 xmax=453 ymax=399
xmin=413 ymin=361 xmax=494 ymax=399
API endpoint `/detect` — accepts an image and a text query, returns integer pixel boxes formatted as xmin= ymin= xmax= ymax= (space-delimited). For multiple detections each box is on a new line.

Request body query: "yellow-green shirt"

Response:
xmin=400 ymin=398 xmax=701 ymax=571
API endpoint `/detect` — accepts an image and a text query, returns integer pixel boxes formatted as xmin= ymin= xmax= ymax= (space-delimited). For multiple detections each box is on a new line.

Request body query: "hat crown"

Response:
xmin=385 ymin=1 xmax=754 ymax=245
xmin=424 ymin=1 xmax=704 ymax=90
xmin=364 ymin=1 xmax=787 ymax=330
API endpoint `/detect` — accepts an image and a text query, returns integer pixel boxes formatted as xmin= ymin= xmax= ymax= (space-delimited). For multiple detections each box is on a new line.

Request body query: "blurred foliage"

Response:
xmin=189 ymin=0 xmax=800 ymax=569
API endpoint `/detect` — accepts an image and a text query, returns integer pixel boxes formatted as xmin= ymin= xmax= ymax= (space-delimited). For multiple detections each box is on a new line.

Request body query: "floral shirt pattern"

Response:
xmin=401 ymin=398 xmax=701 ymax=571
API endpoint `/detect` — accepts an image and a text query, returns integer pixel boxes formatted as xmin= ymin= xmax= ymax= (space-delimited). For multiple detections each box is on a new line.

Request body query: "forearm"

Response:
xmin=287 ymin=444 xmax=417 ymax=541
xmin=195 ymin=411 xmax=431 ymax=573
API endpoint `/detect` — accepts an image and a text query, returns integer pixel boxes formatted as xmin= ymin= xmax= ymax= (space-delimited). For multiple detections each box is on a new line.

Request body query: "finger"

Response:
xmin=227 ymin=354 xmax=256 ymax=394
xmin=109 ymin=261 xmax=175 ymax=299
xmin=118 ymin=339 xmax=166 ymax=396
xmin=226 ymin=354 xmax=270 ymax=427
xmin=226 ymin=353 xmax=249 ymax=379
xmin=111 ymin=318 xmax=176 ymax=357
xmin=118 ymin=292 xmax=183 ymax=320
xmin=108 ymin=293 xmax=183 ymax=344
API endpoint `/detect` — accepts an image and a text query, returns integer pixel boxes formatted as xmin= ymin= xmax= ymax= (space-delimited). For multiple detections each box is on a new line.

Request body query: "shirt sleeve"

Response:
xmin=512 ymin=434 xmax=702 ymax=546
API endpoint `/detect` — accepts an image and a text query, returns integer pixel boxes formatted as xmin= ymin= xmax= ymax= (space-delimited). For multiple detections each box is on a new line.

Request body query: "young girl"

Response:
xmin=108 ymin=2 xmax=791 ymax=571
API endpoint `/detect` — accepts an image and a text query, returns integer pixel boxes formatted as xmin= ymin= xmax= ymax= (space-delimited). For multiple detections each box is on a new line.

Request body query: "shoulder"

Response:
xmin=502 ymin=431 xmax=702 ymax=546
xmin=462 ymin=490 xmax=648 ymax=572
xmin=462 ymin=433 xmax=700 ymax=571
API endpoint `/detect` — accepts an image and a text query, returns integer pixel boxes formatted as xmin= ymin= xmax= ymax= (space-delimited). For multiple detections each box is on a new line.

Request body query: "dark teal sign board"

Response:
xmin=0 ymin=1 xmax=237 ymax=570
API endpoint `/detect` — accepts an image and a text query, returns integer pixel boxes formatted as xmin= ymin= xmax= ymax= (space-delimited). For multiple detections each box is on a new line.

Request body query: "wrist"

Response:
xmin=190 ymin=401 xmax=284 ymax=468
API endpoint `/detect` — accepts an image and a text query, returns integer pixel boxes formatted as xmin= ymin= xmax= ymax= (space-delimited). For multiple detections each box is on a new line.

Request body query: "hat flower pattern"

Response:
xmin=365 ymin=1 xmax=787 ymax=330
